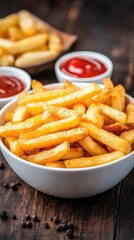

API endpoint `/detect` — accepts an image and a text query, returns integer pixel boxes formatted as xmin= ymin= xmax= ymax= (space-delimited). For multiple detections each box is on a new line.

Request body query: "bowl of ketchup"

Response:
xmin=55 ymin=51 xmax=113 ymax=83
xmin=0 ymin=66 xmax=31 ymax=109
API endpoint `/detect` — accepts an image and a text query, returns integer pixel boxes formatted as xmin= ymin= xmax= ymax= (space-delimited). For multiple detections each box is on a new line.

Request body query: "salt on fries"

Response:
xmin=0 ymin=78 xmax=134 ymax=168
xmin=0 ymin=10 xmax=63 ymax=67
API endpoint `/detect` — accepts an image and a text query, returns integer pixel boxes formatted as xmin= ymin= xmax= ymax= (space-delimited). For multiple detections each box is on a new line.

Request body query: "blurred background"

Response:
xmin=0 ymin=0 xmax=134 ymax=95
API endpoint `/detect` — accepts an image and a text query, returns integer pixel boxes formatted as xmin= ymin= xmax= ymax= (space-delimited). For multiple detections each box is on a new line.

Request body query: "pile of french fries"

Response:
xmin=0 ymin=78 xmax=134 ymax=168
xmin=0 ymin=10 xmax=63 ymax=67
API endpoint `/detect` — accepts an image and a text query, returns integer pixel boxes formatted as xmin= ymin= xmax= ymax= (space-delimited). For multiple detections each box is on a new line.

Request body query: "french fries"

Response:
xmin=0 ymin=10 xmax=64 ymax=67
xmin=0 ymin=79 xmax=133 ymax=168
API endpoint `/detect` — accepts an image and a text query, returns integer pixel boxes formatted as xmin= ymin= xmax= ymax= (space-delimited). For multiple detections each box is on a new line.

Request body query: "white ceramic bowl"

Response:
xmin=0 ymin=66 xmax=31 ymax=109
xmin=55 ymin=51 xmax=113 ymax=84
xmin=0 ymin=83 xmax=134 ymax=199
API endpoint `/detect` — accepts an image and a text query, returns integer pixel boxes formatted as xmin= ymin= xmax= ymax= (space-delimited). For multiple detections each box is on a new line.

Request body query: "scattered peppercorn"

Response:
xmin=0 ymin=210 xmax=7 ymax=219
xmin=25 ymin=214 xmax=31 ymax=221
xmin=26 ymin=221 xmax=32 ymax=228
xmin=32 ymin=214 xmax=39 ymax=222
xmin=10 ymin=183 xmax=18 ymax=191
xmin=3 ymin=182 xmax=9 ymax=189
xmin=56 ymin=224 xmax=62 ymax=232
xmin=20 ymin=221 xmax=26 ymax=228
xmin=66 ymin=229 xmax=74 ymax=239
xmin=53 ymin=215 xmax=60 ymax=224
xmin=67 ymin=222 xmax=74 ymax=230
xmin=12 ymin=214 xmax=17 ymax=220
xmin=0 ymin=161 xmax=5 ymax=170
xmin=44 ymin=221 xmax=49 ymax=229
xmin=49 ymin=217 xmax=53 ymax=221
xmin=16 ymin=182 xmax=22 ymax=187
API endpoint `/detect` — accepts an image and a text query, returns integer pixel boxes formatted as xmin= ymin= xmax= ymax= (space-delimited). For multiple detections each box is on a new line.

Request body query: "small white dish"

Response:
xmin=0 ymin=82 xmax=134 ymax=198
xmin=55 ymin=51 xmax=113 ymax=84
xmin=0 ymin=66 xmax=31 ymax=109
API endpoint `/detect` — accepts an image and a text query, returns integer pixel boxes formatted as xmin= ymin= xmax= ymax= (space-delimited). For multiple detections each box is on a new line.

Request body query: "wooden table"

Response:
xmin=0 ymin=1 xmax=134 ymax=239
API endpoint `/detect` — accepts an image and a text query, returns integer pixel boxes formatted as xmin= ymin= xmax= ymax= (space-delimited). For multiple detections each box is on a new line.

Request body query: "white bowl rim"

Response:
xmin=0 ymin=82 xmax=134 ymax=172
xmin=55 ymin=51 xmax=113 ymax=82
xmin=0 ymin=66 xmax=31 ymax=102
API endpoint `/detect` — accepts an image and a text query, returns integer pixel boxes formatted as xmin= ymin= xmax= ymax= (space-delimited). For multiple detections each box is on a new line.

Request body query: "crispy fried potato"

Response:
xmin=120 ymin=129 xmax=134 ymax=145
xmin=0 ymin=14 xmax=18 ymax=36
xmin=81 ymin=122 xmax=131 ymax=154
xmin=5 ymin=111 xmax=14 ymax=122
xmin=8 ymin=26 xmax=25 ymax=41
xmin=98 ymin=103 xmax=126 ymax=124
xmin=79 ymin=136 xmax=107 ymax=156
xmin=126 ymin=104 xmax=134 ymax=123
xmin=0 ymin=54 xmax=14 ymax=66
xmin=103 ymin=122 xmax=134 ymax=135
xmin=19 ymin=127 xmax=88 ymax=151
xmin=12 ymin=106 xmax=31 ymax=123
xmin=19 ymin=114 xmax=81 ymax=139
xmin=32 ymin=79 xmax=45 ymax=92
xmin=92 ymin=88 xmax=111 ymax=104
xmin=18 ymin=10 xmax=36 ymax=36
xmin=64 ymin=151 xmax=125 ymax=168
xmin=61 ymin=147 xmax=85 ymax=160
xmin=5 ymin=137 xmax=23 ymax=157
xmin=86 ymin=103 xmax=104 ymax=128
xmin=72 ymin=103 xmax=86 ymax=116
xmin=104 ymin=77 xmax=114 ymax=89
xmin=46 ymin=161 xmax=66 ymax=168
xmin=63 ymin=80 xmax=80 ymax=91
xmin=27 ymin=141 xmax=70 ymax=165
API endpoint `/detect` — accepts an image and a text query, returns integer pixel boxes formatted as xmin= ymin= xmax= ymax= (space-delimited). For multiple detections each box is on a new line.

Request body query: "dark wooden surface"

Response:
xmin=0 ymin=1 xmax=134 ymax=239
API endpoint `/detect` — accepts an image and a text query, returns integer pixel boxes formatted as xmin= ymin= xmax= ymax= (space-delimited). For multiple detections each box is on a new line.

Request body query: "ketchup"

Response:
xmin=0 ymin=76 xmax=25 ymax=98
xmin=60 ymin=57 xmax=107 ymax=78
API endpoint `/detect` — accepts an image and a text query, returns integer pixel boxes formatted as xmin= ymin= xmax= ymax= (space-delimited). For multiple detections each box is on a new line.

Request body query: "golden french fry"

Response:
xmin=103 ymin=122 xmax=134 ymax=135
xmin=19 ymin=127 xmax=88 ymax=151
xmin=8 ymin=26 xmax=25 ymax=41
xmin=63 ymin=80 xmax=80 ymax=91
xmin=86 ymin=103 xmax=104 ymax=128
xmin=121 ymin=129 xmax=134 ymax=145
xmin=47 ymin=105 xmax=77 ymax=119
xmin=98 ymin=103 xmax=126 ymax=124
xmin=0 ymin=113 xmax=51 ymax=138
xmin=49 ymin=32 xmax=62 ymax=44
xmin=4 ymin=137 xmax=23 ymax=157
xmin=126 ymin=104 xmax=134 ymax=123
xmin=0 ymin=13 xmax=18 ymax=35
xmin=15 ymin=50 xmax=57 ymax=67
xmin=18 ymin=88 xmax=75 ymax=105
xmin=46 ymin=161 xmax=66 ymax=168
xmin=72 ymin=103 xmax=86 ymax=116
xmin=60 ymin=147 xmax=85 ymax=160
xmin=7 ymin=34 xmax=48 ymax=55
xmin=0 ymin=46 xmax=8 ymax=57
xmin=0 ymin=54 xmax=14 ymax=66
xmin=48 ymin=42 xmax=63 ymax=53
xmin=81 ymin=122 xmax=131 ymax=154
xmin=79 ymin=136 xmax=107 ymax=156
xmin=5 ymin=111 xmax=14 ymax=122
xmin=32 ymin=79 xmax=45 ymax=92
xmin=27 ymin=141 xmax=70 ymax=165
xmin=92 ymin=88 xmax=111 ymax=104
xmin=20 ymin=114 xmax=81 ymax=139
xmin=111 ymin=91 xmax=125 ymax=112
xmin=103 ymin=115 xmax=115 ymax=125
xmin=64 ymin=151 xmax=125 ymax=168
xmin=104 ymin=77 xmax=114 ymax=89
xmin=0 ymin=37 xmax=13 ymax=48
xmin=18 ymin=10 xmax=36 ymax=36
xmin=12 ymin=106 xmax=31 ymax=123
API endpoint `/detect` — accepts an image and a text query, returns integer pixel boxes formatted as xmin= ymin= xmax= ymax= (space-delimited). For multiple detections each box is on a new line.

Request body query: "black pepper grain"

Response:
xmin=4 ymin=182 xmax=9 ymax=189
xmin=0 ymin=210 xmax=7 ymax=219
xmin=53 ymin=215 xmax=60 ymax=224
xmin=0 ymin=161 xmax=5 ymax=169
xmin=66 ymin=229 xmax=74 ymax=238
xmin=16 ymin=182 xmax=22 ymax=187
xmin=12 ymin=214 xmax=17 ymax=220
xmin=20 ymin=221 xmax=26 ymax=228
xmin=44 ymin=221 xmax=49 ymax=229
xmin=25 ymin=214 xmax=31 ymax=220
xmin=67 ymin=222 xmax=74 ymax=230
xmin=32 ymin=214 xmax=39 ymax=222
xmin=26 ymin=221 xmax=32 ymax=228
xmin=10 ymin=183 xmax=18 ymax=191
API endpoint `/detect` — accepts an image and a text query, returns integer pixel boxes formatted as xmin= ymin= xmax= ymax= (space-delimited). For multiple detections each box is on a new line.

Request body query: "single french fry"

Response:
xmin=98 ymin=103 xmax=126 ymax=124
xmin=32 ymin=79 xmax=45 ymax=92
xmin=19 ymin=127 xmax=88 ymax=151
xmin=5 ymin=111 xmax=14 ymax=122
xmin=0 ymin=14 xmax=18 ymax=35
xmin=86 ymin=103 xmax=104 ymax=128
xmin=46 ymin=161 xmax=66 ymax=168
xmin=20 ymin=114 xmax=81 ymax=139
xmin=18 ymin=88 xmax=75 ymax=105
xmin=49 ymin=32 xmax=62 ymax=44
xmin=0 ymin=113 xmax=51 ymax=138
xmin=92 ymin=88 xmax=111 ymax=104
xmin=60 ymin=147 xmax=85 ymax=160
xmin=120 ymin=129 xmax=134 ymax=145
xmin=0 ymin=46 xmax=8 ymax=57
xmin=103 ymin=115 xmax=115 ymax=125
xmin=103 ymin=122 xmax=134 ymax=135
xmin=81 ymin=122 xmax=131 ymax=154
xmin=63 ymin=80 xmax=80 ymax=91
xmin=72 ymin=103 xmax=86 ymax=116
xmin=48 ymin=42 xmax=63 ymax=53
xmin=104 ymin=77 xmax=114 ymax=89
xmin=18 ymin=10 xmax=36 ymax=36
xmin=8 ymin=26 xmax=25 ymax=41
xmin=126 ymin=104 xmax=134 ymax=123
xmin=15 ymin=49 xmax=57 ymax=67
xmin=0 ymin=38 xmax=13 ymax=49
xmin=7 ymin=34 xmax=48 ymax=55
xmin=0 ymin=54 xmax=14 ymax=66
xmin=64 ymin=151 xmax=125 ymax=168
xmin=47 ymin=105 xmax=77 ymax=119
xmin=79 ymin=136 xmax=107 ymax=156
xmin=12 ymin=106 xmax=31 ymax=123
xmin=27 ymin=141 xmax=70 ymax=165
xmin=111 ymin=91 xmax=125 ymax=112
xmin=5 ymin=137 xmax=23 ymax=157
